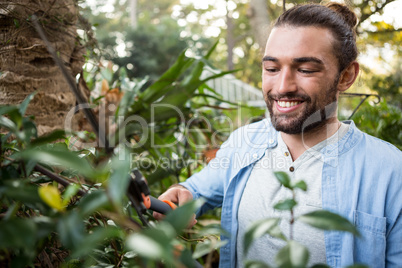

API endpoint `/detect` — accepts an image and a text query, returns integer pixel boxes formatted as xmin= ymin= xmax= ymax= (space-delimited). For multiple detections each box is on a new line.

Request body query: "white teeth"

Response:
xmin=278 ymin=101 xmax=301 ymax=108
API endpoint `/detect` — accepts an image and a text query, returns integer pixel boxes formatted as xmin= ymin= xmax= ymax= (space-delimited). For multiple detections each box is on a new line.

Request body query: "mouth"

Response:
xmin=277 ymin=100 xmax=303 ymax=108
xmin=274 ymin=99 xmax=304 ymax=113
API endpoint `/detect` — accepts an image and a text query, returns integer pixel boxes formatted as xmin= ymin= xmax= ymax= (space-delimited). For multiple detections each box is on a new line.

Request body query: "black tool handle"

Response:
xmin=149 ymin=196 xmax=173 ymax=214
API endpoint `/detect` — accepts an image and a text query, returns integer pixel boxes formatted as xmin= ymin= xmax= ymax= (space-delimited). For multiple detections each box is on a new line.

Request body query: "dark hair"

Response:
xmin=273 ymin=3 xmax=358 ymax=72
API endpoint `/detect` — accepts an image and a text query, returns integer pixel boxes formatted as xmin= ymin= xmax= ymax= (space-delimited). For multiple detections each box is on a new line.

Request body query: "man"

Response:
xmin=154 ymin=3 xmax=402 ymax=267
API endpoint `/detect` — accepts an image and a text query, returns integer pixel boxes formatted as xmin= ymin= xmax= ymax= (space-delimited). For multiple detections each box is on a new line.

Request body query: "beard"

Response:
xmin=265 ymin=78 xmax=339 ymax=135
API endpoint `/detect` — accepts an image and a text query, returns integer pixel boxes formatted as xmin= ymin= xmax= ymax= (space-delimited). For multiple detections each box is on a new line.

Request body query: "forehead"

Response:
xmin=264 ymin=26 xmax=337 ymax=64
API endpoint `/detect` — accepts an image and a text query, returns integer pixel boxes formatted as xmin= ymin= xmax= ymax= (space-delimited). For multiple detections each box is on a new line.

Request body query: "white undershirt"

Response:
xmin=236 ymin=123 xmax=350 ymax=267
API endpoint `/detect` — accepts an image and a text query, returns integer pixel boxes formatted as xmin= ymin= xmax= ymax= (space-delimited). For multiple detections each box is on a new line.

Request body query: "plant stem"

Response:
xmin=34 ymin=164 xmax=87 ymax=196
xmin=290 ymin=190 xmax=295 ymax=240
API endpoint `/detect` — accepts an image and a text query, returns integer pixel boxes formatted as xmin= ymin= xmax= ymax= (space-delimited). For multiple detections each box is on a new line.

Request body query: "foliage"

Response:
xmin=353 ymin=100 xmax=402 ymax=150
xmin=365 ymin=64 xmax=402 ymax=110
xmin=1 ymin=44 xmax=368 ymax=267
xmin=0 ymin=97 xmax=366 ymax=267
xmin=0 ymin=46 xmax=249 ymax=267
xmin=80 ymin=0 xmax=212 ymax=81
xmin=113 ymin=18 xmax=190 ymax=79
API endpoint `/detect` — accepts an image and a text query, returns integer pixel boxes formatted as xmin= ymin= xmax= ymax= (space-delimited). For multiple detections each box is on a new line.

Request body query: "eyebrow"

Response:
xmin=293 ymin=57 xmax=324 ymax=65
xmin=262 ymin=56 xmax=324 ymax=65
xmin=262 ymin=56 xmax=278 ymax=62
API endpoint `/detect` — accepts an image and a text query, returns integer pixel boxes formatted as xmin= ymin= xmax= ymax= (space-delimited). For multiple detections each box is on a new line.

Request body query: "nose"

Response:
xmin=277 ymin=67 xmax=297 ymax=95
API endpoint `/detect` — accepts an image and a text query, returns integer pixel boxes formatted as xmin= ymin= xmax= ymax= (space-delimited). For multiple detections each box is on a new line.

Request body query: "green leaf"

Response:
xmin=274 ymin=171 xmax=291 ymax=189
xmin=0 ymin=105 xmax=18 ymax=116
xmin=243 ymin=218 xmax=286 ymax=255
xmin=298 ymin=210 xmax=360 ymax=236
xmin=62 ymin=183 xmax=81 ymax=206
xmin=0 ymin=164 xmax=20 ymax=180
xmin=71 ymin=227 xmax=123 ymax=258
xmin=192 ymin=239 xmax=227 ymax=259
xmin=244 ymin=260 xmax=272 ymax=268
xmin=0 ymin=180 xmax=48 ymax=212
xmin=57 ymin=211 xmax=86 ymax=249
xmin=181 ymin=61 xmax=204 ymax=89
xmin=77 ymin=190 xmax=110 ymax=216
xmin=32 ymin=216 xmax=55 ymax=241
xmin=21 ymin=118 xmax=38 ymax=142
xmin=179 ymin=247 xmax=198 ymax=268
xmin=0 ymin=115 xmax=17 ymax=131
xmin=126 ymin=222 xmax=176 ymax=263
xmin=275 ymin=240 xmax=309 ymax=268
xmin=106 ymin=148 xmax=131 ymax=205
xmin=30 ymin=130 xmax=67 ymax=147
xmin=205 ymin=40 xmax=218 ymax=59
xmin=118 ymin=78 xmax=147 ymax=116
xmin=291 ymin=180 xmax=307 ymax=191
xmin=200 ymin=68 xmax=240 ymax=84
xmin=274 ymin=199 xmax=297 ymax=211
xmin=0 ymin=218 xmax=37 ymax=249
xmin=19 ymin=147 xmax=104 ymax=181
xmin=197 ymin=224 xmax=230 ymax=237
xmin=163 ymin=199 xmax=204 ymax=234
xmin=13 ymin=18 xmax=20 ymax=28
xmin=19 ymin=92 xmax=36 ymax=115
xmin=137 ymin=50 xmax=193 ymax=105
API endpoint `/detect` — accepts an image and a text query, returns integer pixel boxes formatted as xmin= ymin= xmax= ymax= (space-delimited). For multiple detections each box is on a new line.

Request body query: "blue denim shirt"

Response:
xmin=181 ymin=119 xmax=402 ymax=267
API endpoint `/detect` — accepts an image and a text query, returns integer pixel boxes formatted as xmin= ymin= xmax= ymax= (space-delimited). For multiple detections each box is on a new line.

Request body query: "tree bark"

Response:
xmin=247 ymin=0 xmax=271 ymax=52
xmin=130 ymin=0 xmax=138 ymax=29
xmin=0 ymin=0 xmax=85 ymax=135
xmin=226 ymin=2 xmax=235 ymax=71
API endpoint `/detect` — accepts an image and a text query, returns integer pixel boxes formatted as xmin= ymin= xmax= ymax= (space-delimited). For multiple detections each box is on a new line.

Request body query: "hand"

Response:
xmin=153 ymin=184 xmax=197 ymax=228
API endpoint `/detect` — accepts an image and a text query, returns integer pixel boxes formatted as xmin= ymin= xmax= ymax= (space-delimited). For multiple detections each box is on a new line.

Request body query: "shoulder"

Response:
xmin=344 ymin=121 xmax=401 ymax=161
xmin=348 ymin=124 xmax=402 ymax=188
xmin=357 ymin=128 xmax=401 ymax=164
xmin=221 ymin=118 xmax=276 ymax=149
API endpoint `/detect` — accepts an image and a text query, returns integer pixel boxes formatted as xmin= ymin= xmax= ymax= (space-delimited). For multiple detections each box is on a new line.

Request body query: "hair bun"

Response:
xmin=326 ymin=3 xmax=358 ymax=29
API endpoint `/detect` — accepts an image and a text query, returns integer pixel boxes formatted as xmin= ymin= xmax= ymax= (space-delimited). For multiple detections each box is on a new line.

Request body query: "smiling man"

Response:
xmin=154 ymin=3 xmax=402 ymax=267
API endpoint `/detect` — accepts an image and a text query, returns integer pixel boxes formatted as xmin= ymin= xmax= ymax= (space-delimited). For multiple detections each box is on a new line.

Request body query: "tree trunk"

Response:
xmin=130 ymin=0 xmax=138 ymax=29
xmin=247 ymin=0 xmax=271 ymax=52
xmin=0 ymin=0 xmax=85 ymax=135
xmin=226 ymin=2 xmax=235 ymax=71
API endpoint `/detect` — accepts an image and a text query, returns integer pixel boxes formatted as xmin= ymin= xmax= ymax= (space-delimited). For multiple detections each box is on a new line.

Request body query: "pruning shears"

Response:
xmin=127 ymin=170 xmax=176 ymax=225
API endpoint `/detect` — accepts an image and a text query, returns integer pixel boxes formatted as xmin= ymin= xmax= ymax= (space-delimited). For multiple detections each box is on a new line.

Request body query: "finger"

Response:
xmin=153 ymin=211 xmax=165 ymax=221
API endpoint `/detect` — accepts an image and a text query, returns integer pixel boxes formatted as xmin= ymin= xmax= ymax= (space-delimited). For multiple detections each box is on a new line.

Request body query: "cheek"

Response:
xmin=262 ymin=75 xmax=273 ymax=93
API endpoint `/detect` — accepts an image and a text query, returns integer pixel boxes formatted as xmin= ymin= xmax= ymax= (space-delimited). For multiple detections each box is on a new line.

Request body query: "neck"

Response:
xmin=281 ymin=118 xmax=341 ymax=161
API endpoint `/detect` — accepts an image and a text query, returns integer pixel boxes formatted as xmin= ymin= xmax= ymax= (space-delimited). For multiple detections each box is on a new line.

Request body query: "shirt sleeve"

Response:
xmin=180 ymin=127 xmax=243 ymax=216
xmin=180 ymin=143 xmax=232 ymax=216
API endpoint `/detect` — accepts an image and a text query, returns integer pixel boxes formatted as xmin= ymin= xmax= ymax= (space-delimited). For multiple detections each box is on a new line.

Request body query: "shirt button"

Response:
xmin=284 ymin=152 xmax=289 ymax=157
xmin=253 ymin=153 xmax=258 ymax=158
xmin=289 ymin=166 xmax=295 ymax=172
xmin=269 ymin=138 xmax=275 ymax=145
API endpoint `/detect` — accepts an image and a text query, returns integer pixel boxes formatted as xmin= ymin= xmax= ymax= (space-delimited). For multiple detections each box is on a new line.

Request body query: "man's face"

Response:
xmin=262 ymin=26 xmax=341 ymax=134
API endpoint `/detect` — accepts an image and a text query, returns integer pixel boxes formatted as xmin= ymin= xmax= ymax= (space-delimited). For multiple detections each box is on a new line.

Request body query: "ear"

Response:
xmin=338 ymin=61 xmax=359 ymax=92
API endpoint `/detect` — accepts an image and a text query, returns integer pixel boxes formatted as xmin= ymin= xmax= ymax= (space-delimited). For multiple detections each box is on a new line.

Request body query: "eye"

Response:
xmin=265 ymin=67 xmax=279 ymax=73
xmin=298 ymin=69 xmax=317 ymax=74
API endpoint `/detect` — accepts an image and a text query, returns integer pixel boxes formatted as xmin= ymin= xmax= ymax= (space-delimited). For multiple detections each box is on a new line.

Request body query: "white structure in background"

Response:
xmin=201 ymin=67 xmax=266 ymax=108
